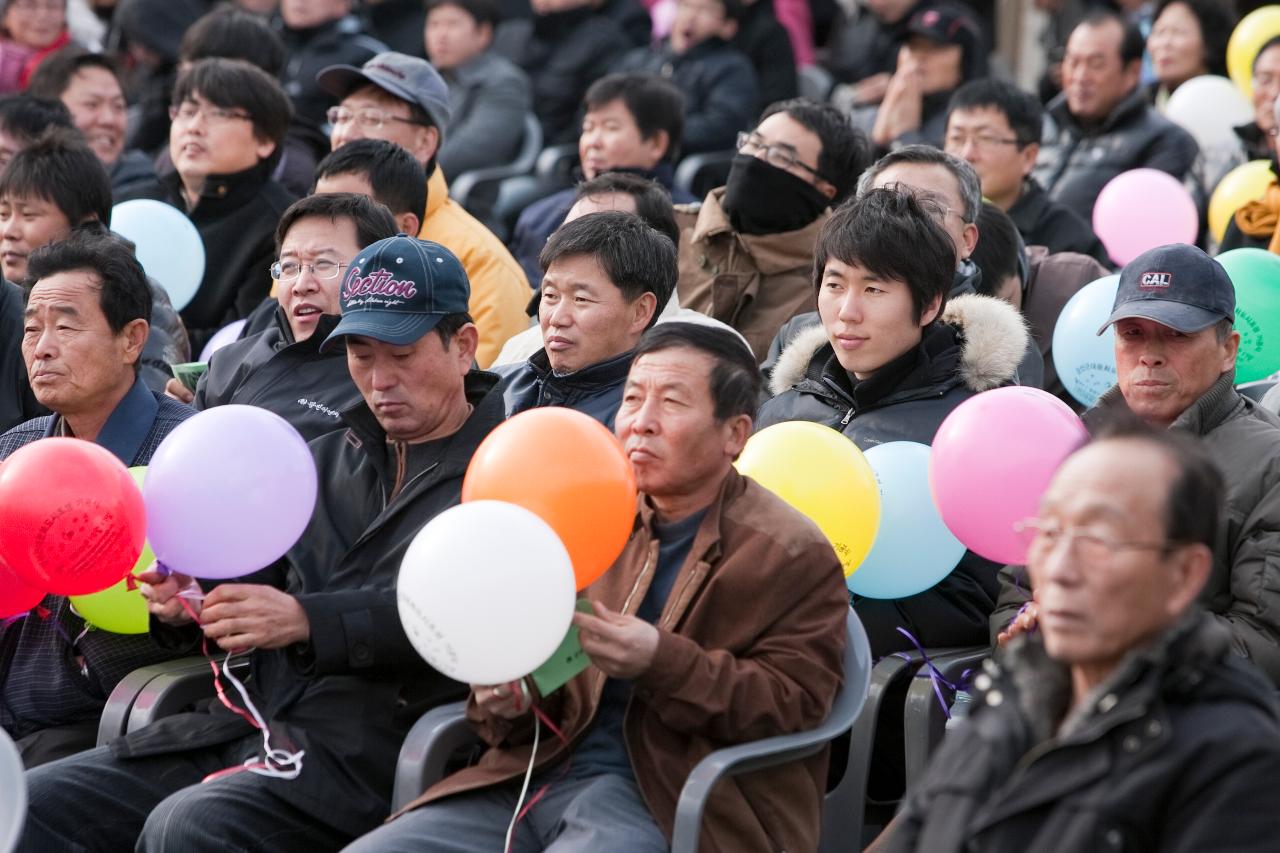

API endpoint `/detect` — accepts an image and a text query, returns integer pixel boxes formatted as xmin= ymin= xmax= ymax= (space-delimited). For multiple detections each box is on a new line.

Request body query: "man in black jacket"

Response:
xmin=19 ymin=235 xmax=505 ymax=852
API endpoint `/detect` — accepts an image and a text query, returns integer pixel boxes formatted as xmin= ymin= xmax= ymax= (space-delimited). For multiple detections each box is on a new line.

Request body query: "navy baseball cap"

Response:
xmin=1097 ymin=243 xmax=1235 ymax=335
xmin=321 ymin=234 xmax=470 ymax=352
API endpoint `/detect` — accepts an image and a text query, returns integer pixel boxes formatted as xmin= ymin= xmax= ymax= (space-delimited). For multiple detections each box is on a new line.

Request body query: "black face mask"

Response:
xmin=720 ymin=153 xmax=831 ymax=236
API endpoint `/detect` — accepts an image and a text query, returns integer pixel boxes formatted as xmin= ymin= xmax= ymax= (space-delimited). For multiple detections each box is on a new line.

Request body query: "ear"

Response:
xmin=255 ymin=137 xmax=277 ymax=162
xmin=1121 ymin=58 xmax=1143 ymax=92
xmin=417 ymin=125 xmax=441 ymax=164
xmin=719 ymin=19 xmax=738 ymax=40
xmin=120 ymin=318 xmax=149 ymax=365
xmin=478 ymin=21 xmax=494 ymax=46
xmin=1220 ymin=329 xmax=1241 ymax=372
xmin=1019 ymin=141 xmax=1039 ymax=178
xmin=450 ymin=322 xmax=479 ymax=373
xmin=397 ymin=211 xmax=421 ymax=236
xmin=724 ymin=412 xmax=752 ymax=458
xmin=919 ymin=293 xmax=943 ymax=327
xmin=630 ymin=292 xmax=657 ymax=335
xmin=1165 ymin=542 xmax=1212 ymax=618
xmin=815 ymin=177 xmax=837 ymax=201
xmin=643 ymin=129 xmax=670 ymax=165
xmin=961 ymin=221 xmax=979 ymax=259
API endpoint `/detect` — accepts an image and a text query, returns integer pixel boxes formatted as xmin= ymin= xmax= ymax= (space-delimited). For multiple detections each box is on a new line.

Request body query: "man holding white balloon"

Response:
xmin=20 ymin=234 xmax=508 ymax=852
xmin=350 ymin=322 xmax=850 ymax=853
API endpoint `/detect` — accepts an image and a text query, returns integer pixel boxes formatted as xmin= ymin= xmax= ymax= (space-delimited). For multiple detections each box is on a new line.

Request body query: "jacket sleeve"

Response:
xmin=289 ymin=588 xmax=434 ymax=678
xmin=631 ymin=539 xmax=847 ymax=742
xmin=437 ymin=66 xmax=533 ymax=179
xmin=1214 ymin=472 xmax=1280 ymax=685
xmin=681 ymin=54 xmax=761 ymax=154
xmin=988 ymin=563 xmax=1032 ymax=646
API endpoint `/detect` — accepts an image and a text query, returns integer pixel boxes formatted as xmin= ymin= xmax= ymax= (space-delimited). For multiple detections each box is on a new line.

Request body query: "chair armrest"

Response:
xmin=902 ymin=646 xmax=989 ymax=788
xmin=535 ymin=144 xmax=579 ymax=184
xmin=673 ymin=150 xmax=735 ymax=199
xmin=0 ymin=729 xmax=25 ymax=852
xmin=125 ymin=656 xmax=249 ymax=734
xmin=391 ymin=701 xmax=476 ymax=812
xmin=97 ymin=660 xmax=179 ymax=747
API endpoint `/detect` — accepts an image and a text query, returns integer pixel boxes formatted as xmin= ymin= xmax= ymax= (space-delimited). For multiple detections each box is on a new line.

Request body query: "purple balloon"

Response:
xmin=199 ymin=319 xmax=248 ymax=363
xmin=143 ymin=405 xmax=318 ymax=579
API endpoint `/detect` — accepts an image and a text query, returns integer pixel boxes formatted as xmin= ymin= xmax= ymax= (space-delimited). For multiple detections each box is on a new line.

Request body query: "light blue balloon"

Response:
xmin=1052 ymin=274 xmax=1120 ymax=407
xmin=848 ymin=442 xmax=965 ymax=600
xmin=111 ymin=199 xmax=205 ymax=312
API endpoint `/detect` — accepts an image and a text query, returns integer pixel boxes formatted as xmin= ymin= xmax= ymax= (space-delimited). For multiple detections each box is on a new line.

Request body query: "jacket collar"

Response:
xmin=1007 ymin=178 xmax=1050 ymax=235
xmin=341 ymin=370 xmax=499 ymax=452
xmin=1048 ymin=86 xmax=1151 ymax=137
xmin=1091 ymin=371 xmax=1241 ymax=437
xmin=690 ymin=188 xmax=831 ymax=275
xmin=164 ymin=159 xmax=275 ymax=215
xmin=425 ymin=167 xmax=450 ymax=220
xmin=270 ymin=306 xmax=345 ymax=355
xmin=448 ymin=51 xmax=500 ymax=85
xmin=46 ymin=377 xmax=158 ymax=466
xmin=525 ymin=347 xmax=635 ymax=390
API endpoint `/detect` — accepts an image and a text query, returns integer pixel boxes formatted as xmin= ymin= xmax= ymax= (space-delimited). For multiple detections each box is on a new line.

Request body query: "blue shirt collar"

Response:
xmin=43 ymin=378 xmax=158 ymax=465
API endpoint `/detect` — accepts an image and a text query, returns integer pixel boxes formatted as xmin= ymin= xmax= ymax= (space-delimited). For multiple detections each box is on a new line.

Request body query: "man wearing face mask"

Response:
xmin=674 ymin=98 xmax=870 ymax=361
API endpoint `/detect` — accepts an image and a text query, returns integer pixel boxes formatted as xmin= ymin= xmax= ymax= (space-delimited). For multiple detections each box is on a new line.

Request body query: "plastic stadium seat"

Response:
xmin=0 ymin=729 xmax=23 ymax=852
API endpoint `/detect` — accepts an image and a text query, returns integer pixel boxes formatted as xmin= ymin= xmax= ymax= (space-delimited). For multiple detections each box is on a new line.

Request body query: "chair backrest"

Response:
xmin=511 ymin=113 xmax=544 ymax=176
xmin=673 ymin=150 xmax=735 ymax=199
xmin=798 ymin=65 xmax=834 ymax=102
xmin=1239 ymin=379 xmax=1278 ymax=405
xmin=818 ymin=610 xmax=873 ymax=851
xmin=0 ymin=729 xmax=25 ymax=853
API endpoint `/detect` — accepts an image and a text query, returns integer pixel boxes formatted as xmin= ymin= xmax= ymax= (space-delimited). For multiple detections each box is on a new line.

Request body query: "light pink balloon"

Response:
xmin=1092 ymin=168 xmax=1198 ymax=265
xmin=928 ymin=387 xmax=1088 ymax=565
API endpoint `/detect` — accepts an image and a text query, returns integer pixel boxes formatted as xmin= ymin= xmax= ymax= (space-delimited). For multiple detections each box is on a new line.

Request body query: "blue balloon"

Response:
xmin=111 ymin=199 xmax=205 ymax=312
xmin=848 ymin=442 xmax=965 ymax=600
xmin=1052 ymin=274 xmax=1120 ymax=407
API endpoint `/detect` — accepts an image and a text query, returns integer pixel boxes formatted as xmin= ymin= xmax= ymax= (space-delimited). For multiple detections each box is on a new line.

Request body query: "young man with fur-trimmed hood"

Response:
xmin=757 ymin=187 xmax=1029 ymax=655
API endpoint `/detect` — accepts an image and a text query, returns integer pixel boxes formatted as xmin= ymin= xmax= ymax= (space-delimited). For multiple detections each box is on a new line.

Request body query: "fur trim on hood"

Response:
xmin=768 ymin=294 xmax=1030 ymax=397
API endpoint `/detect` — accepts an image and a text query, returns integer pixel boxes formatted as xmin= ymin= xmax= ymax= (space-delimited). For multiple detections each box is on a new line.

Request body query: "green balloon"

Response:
xmin=1218 ymin=248 xmax=1280 ymax=384
xmin=68 ymin=466 xmax=152 ymax=634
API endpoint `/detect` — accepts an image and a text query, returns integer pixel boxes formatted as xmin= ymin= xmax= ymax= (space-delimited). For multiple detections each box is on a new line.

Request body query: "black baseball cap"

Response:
xmin=1097 ymin=243 xmax=1235 ymax=335
xmin=321 ymin=234 xmax=471 ymax=352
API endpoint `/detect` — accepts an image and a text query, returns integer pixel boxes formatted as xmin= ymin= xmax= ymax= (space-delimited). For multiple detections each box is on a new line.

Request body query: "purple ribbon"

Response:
xmin=894 ymin=626 xmax=974 ymax=721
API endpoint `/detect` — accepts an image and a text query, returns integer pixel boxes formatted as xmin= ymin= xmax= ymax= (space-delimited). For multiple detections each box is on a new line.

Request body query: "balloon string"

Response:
xmin=894 ymin=627 xmax=973 ymax=721
xmin=503 ymin=690 xmax=573 ymax=853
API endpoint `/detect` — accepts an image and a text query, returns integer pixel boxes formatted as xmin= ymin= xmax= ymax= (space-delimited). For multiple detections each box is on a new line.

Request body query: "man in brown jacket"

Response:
xmin=346 ymin=322 xmax=850 ymax=852
xmin=675 ymin=98 xmax=869 ymax=361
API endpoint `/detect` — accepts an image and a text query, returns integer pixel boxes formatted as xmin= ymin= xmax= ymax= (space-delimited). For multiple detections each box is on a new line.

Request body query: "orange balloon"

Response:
xmin=462 ymin=408 xmax=637 ymax=590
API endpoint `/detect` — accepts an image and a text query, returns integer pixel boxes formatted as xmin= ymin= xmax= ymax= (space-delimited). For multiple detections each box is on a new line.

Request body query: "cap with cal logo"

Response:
xmin=1097 ymin=243 xmax=1236 ymax=335
xmin=320 ymin=234 xmax=471 ymax=352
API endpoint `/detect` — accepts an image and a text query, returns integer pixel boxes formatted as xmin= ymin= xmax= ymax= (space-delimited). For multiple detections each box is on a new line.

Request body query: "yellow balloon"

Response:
xmin=1209 ymin=160 xmax=1275 ymax=242
xmin=1227 ymin=6 xmax=1280 ymax=100
xmin=735 ymin=422 xmax=880 ymax=576
xmin=68 ymin=466 xmax=152 ymax=634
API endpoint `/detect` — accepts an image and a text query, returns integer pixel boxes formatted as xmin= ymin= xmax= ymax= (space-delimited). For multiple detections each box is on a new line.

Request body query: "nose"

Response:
xmin=956 ymin=136 xmax=981 ymax=161
xmin=2 ymin=216 xmax=20 ymax=242
xmin=545 ymin=296 xmax=572 ymax=329
xmin=1137 ymin=343 xmax=1166 ymax=367
xmin=626 ymin=395 xmax=661 ymax=437
xmin=30 ymin=325 xmax=57 ymax=361
xmin=836 ymin=289 xmax=863 ymax=324
xmin=1031 ymin=530 xmax=1083 ymax=588
xmin=290 ymin=268 xmax=320 ymax=297
xmin=369 ymin=361 xmax=398 ymax=392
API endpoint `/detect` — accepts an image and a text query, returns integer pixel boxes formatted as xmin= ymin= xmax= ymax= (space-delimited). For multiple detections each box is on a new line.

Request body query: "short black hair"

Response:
xmin=574 ymin=172 xmax=679 ymax=249
xmin=0 ymin=128 xmax=112 ymax=227
xmin=314 ymin=138 xmax=428 ymax=223
xmin=424 ymin=0 xmax=501 ymax=29
xmin=1077 ymin=9 xmax=1146 ymax=66
xmin=1153 ymin=0 xmax=1233 ymax=78
xmin=583 ymin=73 xmax=685 ymax=163
xmin=179 ymin=6 xmax=288 ymax=76
xmin=273 ymin=193 xmax=398 ymax=257
xmin=26 ymin=229 xmax=153 ymax=338
xmin=814 ymin=189 xmax=955 ymax=323
xmin=0 ymin=94 xmax=73 ymax=144
xmin=436 ymin=311 xmax=474 ymax=347
xmin=539 ymin=210 xmax=677 ymax=325
xmin=758 ymin=98 xmax=870 ymax=203
xmin=946 ymin=78 xmax=1044 ymax=148
xmin=972 ymin=202 xmax=1024 ymax=298
xmin=172 ymin=58 xmax=292 ymax=167
xmin=27 ymin=47 xmax=125 ymax=101
xmin=634 ymin=322 xmax=762 ymax=421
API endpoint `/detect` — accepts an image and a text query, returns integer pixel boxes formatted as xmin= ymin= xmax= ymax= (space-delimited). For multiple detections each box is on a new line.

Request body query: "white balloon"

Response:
xmin=111 ymin=199 xmax=206 ymax=311
xmin=397 ymin=501 xmax=576 ymax=685
xmin=1165 ymin=75 xmax=1255 ymax=151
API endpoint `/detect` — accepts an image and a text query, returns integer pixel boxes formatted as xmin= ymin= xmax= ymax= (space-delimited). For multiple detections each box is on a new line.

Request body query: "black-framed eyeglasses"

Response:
xmin=943 ymin=131 xmax=1023 ymax=151
xmin=270 ymin=260 xmax=349 ymax=281
xmin=326 ymin=106 xmax=430 ymax=131
xmin=737 ymin=131 xmax=829 ymax=182
xmin=1014 ymin=517 xmax=1181 ymax=565
xmin=169 ymin=102 xmax=253 ymax=124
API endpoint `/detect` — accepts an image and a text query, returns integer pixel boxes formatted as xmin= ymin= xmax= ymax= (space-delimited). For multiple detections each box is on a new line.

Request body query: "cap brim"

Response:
xmin=1096 ymin=301 xmax=1228 ymax=336
xmin=316 ymin=65 xmax=421 ymax=111
xmin=320 ymin=311 xmax=444 ymax=353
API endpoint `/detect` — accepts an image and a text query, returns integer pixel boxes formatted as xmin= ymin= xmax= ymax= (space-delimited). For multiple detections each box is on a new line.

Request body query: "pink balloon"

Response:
xmin=1092 ymin=169 xmax=1198 ymax=265
xmin=929 ymin=387 xmax=1088 ymax=565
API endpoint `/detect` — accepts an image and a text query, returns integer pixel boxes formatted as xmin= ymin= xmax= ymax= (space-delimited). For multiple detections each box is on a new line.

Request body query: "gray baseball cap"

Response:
xmin=317 ymin=52 xmax=451 ymax=135
xmin=1097 ymin=243 xmax=1236 ymax=335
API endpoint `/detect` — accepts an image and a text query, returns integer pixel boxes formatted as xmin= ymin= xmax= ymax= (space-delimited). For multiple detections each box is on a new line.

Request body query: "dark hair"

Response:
xmin=1255 ymin=35 xmax=1280 ymax=72
xmin=946 ymin=78 xmax=1045 ymax=148
xmin=171 ymin=58 xmax=292 ymax=167
xmin=27 ymin=47 xmax=124 ymax=101
xmin=435 ymin=311 xmax=474 ymax=347
xmin=1077 ymin=9 xmax=1147 ymax=66
xmin=26 ymin=229 xmax=153 ymax=338
xmin=424 ymin=0 xmax=500 ymax=30
xmin=539 ymin=210 xmax=677 ymax=325
xmin=583 ymin=73 xmax=685 ymax=163
xmin=814 ymin=189 xmax=955 ymax=323
xmin=1087 ymin=412 xmax=1223 ymax=549
xmin=857 ymin=144 xmax=982 ymax=225
xmin=1152 ymin=0 xmax=1233 ymax=79
xmin=314 ymin=138 xmax=427 ymax=223
xmin=0 ymin=94 xmax=73 ymax=144
xmin=179 ymin=6 xmax=288 ymax=76
xmin=574 ymin=172 xmax=679 ymax=248
xmin=273 ymin=193 xmax=398 ymax=257
xmin=758 ymin=98 xmax=870 ymax=203
xmin=634 ymin=322 xmax=762 ymax=421
xmin=972 ymin=202 xmax=1024 ymax=298
xmin=0 ymin=128 xmax=112 ymax=227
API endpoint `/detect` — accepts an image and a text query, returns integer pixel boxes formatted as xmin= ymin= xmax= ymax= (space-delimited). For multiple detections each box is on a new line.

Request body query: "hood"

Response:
xmin=767 ymin=293 xmax=1029 ymax=397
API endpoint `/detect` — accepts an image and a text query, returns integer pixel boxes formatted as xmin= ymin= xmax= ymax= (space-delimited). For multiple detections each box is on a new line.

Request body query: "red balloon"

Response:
xmin=0 ymin=438 xmax=146 ymax=596
xmin=0 ymin=557 xmax=43 ymax=618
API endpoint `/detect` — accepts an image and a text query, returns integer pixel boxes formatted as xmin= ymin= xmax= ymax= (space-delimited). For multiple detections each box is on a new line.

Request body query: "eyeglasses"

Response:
xmin=736 ymin=131 xmax=828 ymax=182
xmin=169 ymin=102 xmax=253 ymax=125
xmin=326 ymin=106 xmax=429 ymax=132
xmin=270 ymin=260 xmax=349 ymax=281
xmin=943 ymin=131 xmax=1022 ymax=151
xmin=1014 ymin=517 xmax=1179 ymax=565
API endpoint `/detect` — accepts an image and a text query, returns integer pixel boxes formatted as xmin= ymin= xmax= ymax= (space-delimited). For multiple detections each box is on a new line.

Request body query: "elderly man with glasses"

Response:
xmin=165 ymin=192 xmax=396 ymax=441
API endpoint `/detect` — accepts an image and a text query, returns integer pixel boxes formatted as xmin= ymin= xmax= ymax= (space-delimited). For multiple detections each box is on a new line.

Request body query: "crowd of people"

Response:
xmin=2 ymin=0 xmax=1280 ymax=850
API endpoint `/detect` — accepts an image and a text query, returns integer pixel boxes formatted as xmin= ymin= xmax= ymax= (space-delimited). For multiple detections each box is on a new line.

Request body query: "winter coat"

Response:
xmin=674 ymin=188 xmax=829 ymax=362
xmin=615 ymin=38 xmax=759 ymax=155
xmin=1008 ymin=178 xmax=1110 ymax=266
xmin=0 ymin=279 xmax=41 ymax=432
xmin=118 ymin=162 xmax=298 ymax=355
xmin=882 ymin=611 xmax=1280 ymax=853
xmin=1033 ymin=88 xmax=1199 ymax=222
xmin=438 ymin=51 xmax=532 ymax=181
xmin=194 ymin=310 xmax=362 ymax=442
xmin=493 ymin=347 xmax=632 ymax=429
xmin=278 ymin=15 xmax=387 ymax=132
xmin=731 ymin=0 xmax=798 ymax=109
xmin=758 ymin=294 xmax=1029 ymax=653
xmin=108 ymin=150 xmax=157 ymax=199
xmin=402 ymin=469 xmax=850 ymax=853
xmin=991 ymin=372 xmax=1280 ymax=686
xmin=0 ymin=380 xmax=195 ymax=742
xmin=111 ymin=372 xmax=506 ymax=839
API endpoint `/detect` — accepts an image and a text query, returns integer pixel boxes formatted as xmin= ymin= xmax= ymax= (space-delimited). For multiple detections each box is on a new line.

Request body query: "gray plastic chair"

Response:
xmin=449 ymin=113 xmax=544 ymax=216
xmin=797 ymin=65 xmax=834 ymax=102
xmin=902 ymin=645 xmax=989 ymax=789
xmin=97 ymin=656 xmax=252 ymax=746
xmin=1239 ymin=379 xmax=1278 ymax=405
xmin=0 ymin=729 xmax=24 ymax=853
xmin=673 ymin=150 xmax=735 ymax=199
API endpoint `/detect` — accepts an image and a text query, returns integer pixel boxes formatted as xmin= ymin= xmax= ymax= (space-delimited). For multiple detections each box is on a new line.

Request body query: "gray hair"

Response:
xmin=855 ymin=145 xmax=983 ymax=225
